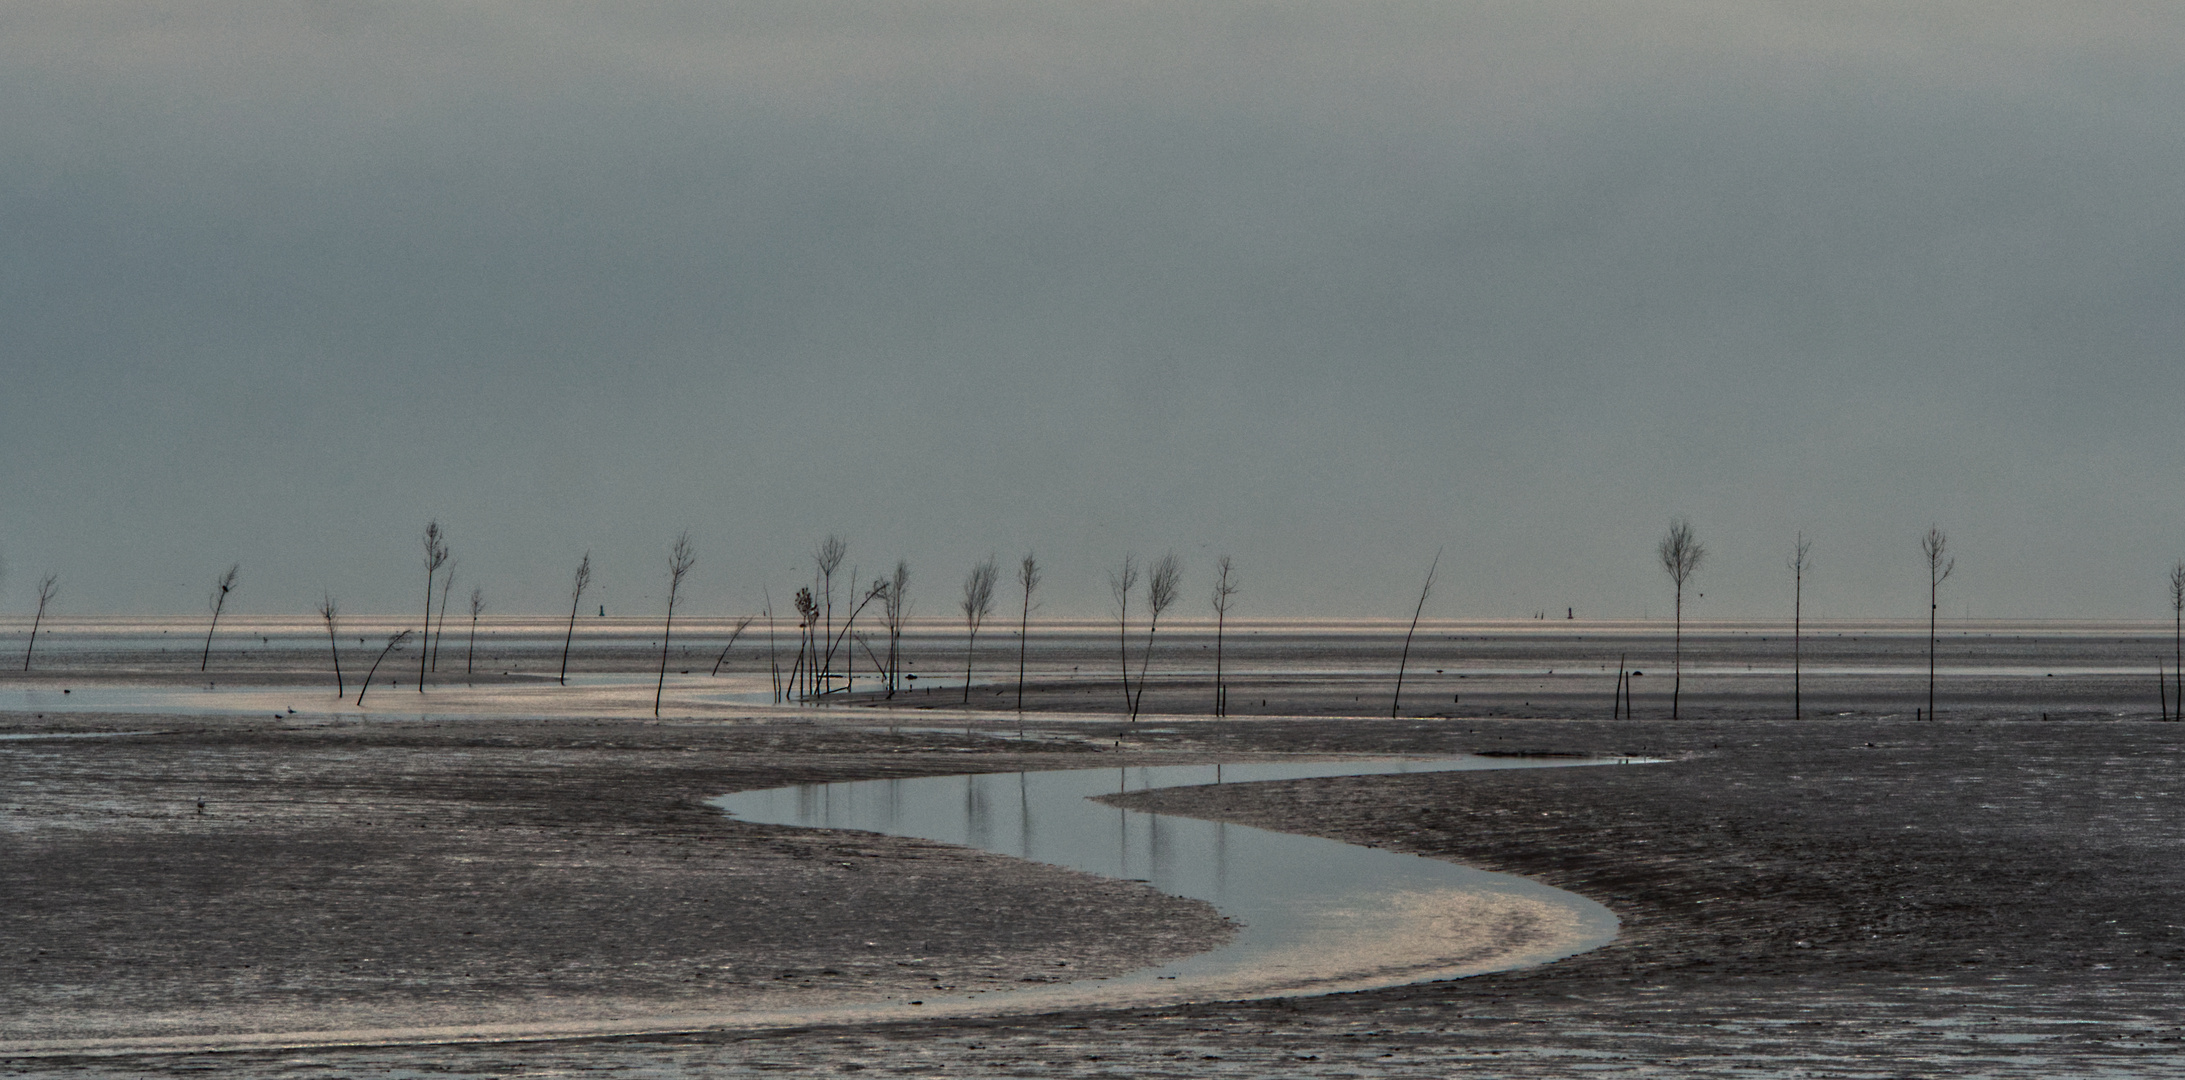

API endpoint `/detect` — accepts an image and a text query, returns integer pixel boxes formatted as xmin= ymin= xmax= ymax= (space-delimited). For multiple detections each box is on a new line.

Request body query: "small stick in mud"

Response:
xmin=711 ymin=615 xmax=757 ymax=677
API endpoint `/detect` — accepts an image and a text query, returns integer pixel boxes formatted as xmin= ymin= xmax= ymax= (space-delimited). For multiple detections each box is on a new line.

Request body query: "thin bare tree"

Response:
xmin=815 ymin=535 xmax=847 ymax=694
xmin=1659 ymin=518 xmax=1705 ymax=720
xmin=200 ymin=564 xmax=239 ymax=672
xmin=1016 ymin=553 xmax=1041 ymax=713
xmin=417 ymin=521 xmax=448 ymax=693
xmin=764 ymin=587 xmax=780 ymax=701
xmin=2170 ymin=562 xmax=2184 ymax=722
xmin=882 ymin=561 xmax=910 ymax=698
xmin=317 ymin=591 xmax=344 ymax=695
xmin=961 ymin=555 xmax=999 ymax=704
xmin=711 ymin=615 xmax=757 ymax=676
xmin=1211 ymin=556 xmax=1238 ymax=717
xmin=1790 ymin=533 xmax=1811 ymax=720
xmin=1921 ymin=526 xmax=1954 ymax=720
xmin=430 ymin=560 xmax=457 ymax=672
xmin=22 ymin=572 xmax=57 ymax=671
xmin=356 ymin=629 xmax=413 ymax=706
xmin=1131 ymin=553 xmax=1181 ymax=721
xmin=466 ymin=586 xmax=486 ymax=676
xmin=1109 ymin=553 xmax=1139 ymax=714
xmin=1392 ymin=548 xmax=1441 ymax=718
xmin=559 ymin=552 xmax=592 ymax=686
xmin=654 ymin=532 xmax=696 ymax=717
xmin=792 ymin=586 xmax=817 ymax=701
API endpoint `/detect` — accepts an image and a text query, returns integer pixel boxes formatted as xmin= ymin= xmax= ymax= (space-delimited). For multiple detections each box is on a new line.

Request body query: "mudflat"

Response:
xmin=4 ymin=623 xmax=2183 ymax=1075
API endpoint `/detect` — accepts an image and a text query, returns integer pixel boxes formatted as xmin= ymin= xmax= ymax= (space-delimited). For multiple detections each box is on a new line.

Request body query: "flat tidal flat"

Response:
xmin=3 ymin=621 xmax=2184 ymax=1076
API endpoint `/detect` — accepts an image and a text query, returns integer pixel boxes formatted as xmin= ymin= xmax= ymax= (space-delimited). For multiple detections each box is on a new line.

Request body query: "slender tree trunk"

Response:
xmin=1928 ymin=578 xmax=1938 ymax=719
xmin=325 ymin=620 xmax=345 ymax=696
xmin=1793 ymin=570 xmax=1802 ymax=721
xmin=1392 ymin=549 xmax=1441 ymax=719
xmin=201 ymin=601 xmax=225 ymax=672
xmin=1017 ymin=596 xmax=1031 ymax=713
xmin=23 ymin=606 xmax=44 ymax=672
xmin=654 ymin=600 xmax=677 ymax=717
xmin=962 ymin=626 xmax=978 ymax=704
xmin=419 ymin=567 xmax=435 ymax=693
xmin=2174 ymin=608 xmax=2181 ymax=721
xmin=1131 ymin=618 xmax=1162 ymax=721
xmin=1214 ymin=607 xmax=1226 ymax=717
xmin=1116 ymin=596 xmax=1132 ymax=714
xmin=558 ymin=596 xmax=581 ymax=683
xmin=1672 ymin=585 xmax=1683 ymax=721
xmin=467 ymin=614 xmax=479 ymax=676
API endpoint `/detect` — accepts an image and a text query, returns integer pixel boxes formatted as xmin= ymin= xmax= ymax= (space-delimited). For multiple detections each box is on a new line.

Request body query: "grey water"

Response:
xmin=713 ymin=756 xmax=1626 ymax=1004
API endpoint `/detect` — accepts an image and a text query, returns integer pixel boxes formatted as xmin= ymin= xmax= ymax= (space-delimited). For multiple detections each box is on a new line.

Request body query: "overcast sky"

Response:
xmin=4 ymin=2 xmax=2183 ymax=621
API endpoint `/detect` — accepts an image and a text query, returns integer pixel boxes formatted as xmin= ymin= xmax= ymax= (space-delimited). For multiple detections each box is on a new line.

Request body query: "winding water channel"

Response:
xmin=714 ymin=755 xmax=1626 ymax=1011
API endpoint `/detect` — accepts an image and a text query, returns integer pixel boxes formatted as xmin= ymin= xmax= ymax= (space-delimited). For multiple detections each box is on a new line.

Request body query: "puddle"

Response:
xmin=714 ymin=755 xmax=1626 ymax=1007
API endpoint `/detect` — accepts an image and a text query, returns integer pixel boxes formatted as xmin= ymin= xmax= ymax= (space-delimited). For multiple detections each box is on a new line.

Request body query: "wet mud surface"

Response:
xmin=7 ymin=628 xmax=2185 ymax=1075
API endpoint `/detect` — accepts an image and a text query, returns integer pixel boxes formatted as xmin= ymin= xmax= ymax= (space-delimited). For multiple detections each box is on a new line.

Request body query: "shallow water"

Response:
xmin=714 ymin=756 xmax=1625 ymax=1006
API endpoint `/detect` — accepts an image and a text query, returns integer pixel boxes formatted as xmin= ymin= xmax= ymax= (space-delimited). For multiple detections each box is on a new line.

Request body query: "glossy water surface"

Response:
xmin=714 ymin=756 xmax=1627 ymax=1006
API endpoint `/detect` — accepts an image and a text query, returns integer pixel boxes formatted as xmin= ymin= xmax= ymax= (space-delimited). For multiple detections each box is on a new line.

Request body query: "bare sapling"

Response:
xmin=317 ymin=591 xmax=344 ymax=695
xmin=961 ymin=556 xmax=999 ymax=704
xmin=559 ymin=552 xmax=592 ymax=686
xmin=818 ymin=578 xmax=889 ymax=696
xmin=815 ymin=535 xmax=847 ymax=694
xmin=466 ymin=586 xmax=485 ymax=677
xmin=1016 ymin=553 xmax=1041 ymax=714
xmin=1921 ymin=526 xmax=1954 ymax=719
xmin=882 ymin=561 xmax=910 ymax=697
xmin=792 ymin=587 xmax=818 ymax=701
xmin=200 ymin=564 xmax=240 ymax=672
xmin=764 ymin=587 xmax=780 ymax=701
xmin=711 ymin=615 xmax=757 ymax=676
xmin=654 ymin=532 xmax=696 ymax=717
xmin=1392 ymin=548 xmax=1441 ymax=718
xmin=1210 ymin=556 xmax=1238 ymax=717
xmin=357 ymin=629 xmax=413 ymax=706
xmin=1790 ymin=533 xmax=1811 ymax=720
xmin=431 ymin=560 xmax=457 ymax=672
xmin=1109 ymin=554 xmax=1139 ymax=714
xmin=23 ymin=572 xmax=57 ymax=671
xmin=1658 ymin=519 xmax=1705 ymax=721
xmin=1131 ymin=553 xmax=1181 ymax=721
xmin=418 ymin=521 xmax=449 ymax=693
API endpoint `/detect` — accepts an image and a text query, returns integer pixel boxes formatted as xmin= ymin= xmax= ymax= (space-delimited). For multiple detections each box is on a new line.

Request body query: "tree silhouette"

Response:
xmin=417 ymin=521 xmax=448 ymax=693
xmin=1790 ymin=533 xmax=1811 ymax=720
xmin=2170 ymin=562 xmax=2184 ymax=721
xmin=466 ymin=586 xmax=486 ymax=677
xmin=654 ymin=532 xmax=696 ymax=717
xmin=22 ymin=573 xmax=57 ymax=672
xmin=1131 ymin=553 xmax=1181 ymax=721
xmin=1658 ymin=519 xmax=1705 ymax=720
xmin=1016 ymin=553 xmax=1041 ymax=714
xmin=1210 ymin=556 xmax=1238 ymax=717
xmin=317 ymin=591 xmax=344 ymax=695
xmin=200 ymin=564 xmax=239 ymax=672
xmin=1108 ymin=554 xmax=1139 ymax=714
xmin=960 ymin=556 xmax=998 ymax=704
xmin=357 ymin=629 xmax=412 ymax=706
xmin=559 ymin=552 xmax=591 ymax=687
xmin=1392 ymin=548 xmax=1440 ymax=718
xmin=1921 ymin=526 xmax=1954 ymax=719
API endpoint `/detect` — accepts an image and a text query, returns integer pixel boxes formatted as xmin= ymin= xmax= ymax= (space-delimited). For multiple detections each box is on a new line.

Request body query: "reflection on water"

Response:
xmin=715 ymin=756 xmax=1624 ymax=1003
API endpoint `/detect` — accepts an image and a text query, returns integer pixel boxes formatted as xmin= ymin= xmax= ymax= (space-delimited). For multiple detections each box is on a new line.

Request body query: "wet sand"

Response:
xmin=5 ymin=624 xmax=2185 ymax=1075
